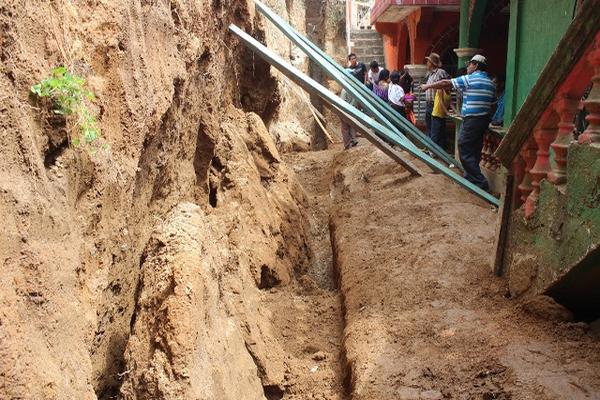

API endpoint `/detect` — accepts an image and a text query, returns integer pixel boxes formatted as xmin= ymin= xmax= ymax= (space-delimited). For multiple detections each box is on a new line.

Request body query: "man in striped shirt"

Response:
xmin=420 ymin=54 xmax=496 ymax=191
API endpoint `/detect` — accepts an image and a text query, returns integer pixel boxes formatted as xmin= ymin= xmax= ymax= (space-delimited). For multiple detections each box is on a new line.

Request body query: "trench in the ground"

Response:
xmin=266 ymin=150 xmax=350 ymax=399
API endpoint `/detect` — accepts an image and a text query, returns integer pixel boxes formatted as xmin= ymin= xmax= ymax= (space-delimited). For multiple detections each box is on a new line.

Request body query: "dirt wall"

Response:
xmin=0 ymin=1 xmax=313 ymax=399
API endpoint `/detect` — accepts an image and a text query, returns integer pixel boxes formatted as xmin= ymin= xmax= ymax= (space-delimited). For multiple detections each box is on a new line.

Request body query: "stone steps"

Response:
xmin=349 ymin=29 xmax=384 ymax=66
xmin=350 ymin=29 xmax=379 ymax=38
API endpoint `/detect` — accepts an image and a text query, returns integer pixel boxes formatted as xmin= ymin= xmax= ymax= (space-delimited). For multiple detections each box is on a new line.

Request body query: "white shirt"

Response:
xmin=368 ymin=67 xmax=381 ymax=84
xmin=388 ymin=83 xmax=405 ymax=106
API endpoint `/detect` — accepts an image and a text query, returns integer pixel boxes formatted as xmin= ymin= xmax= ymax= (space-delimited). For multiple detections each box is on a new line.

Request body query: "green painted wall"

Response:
xmin=504 ymin=144 xmax=600 ymax=319
xmin=504 ymin=0 xmax=576 ymax=125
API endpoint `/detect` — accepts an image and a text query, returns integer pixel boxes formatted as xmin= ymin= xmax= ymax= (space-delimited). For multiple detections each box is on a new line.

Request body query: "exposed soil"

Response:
xmin=262 ymin=150 xmax=347 ymax=399
xmin=1 ymin=1 xmax=599 ymax=399
xmin=327 ymin=139 xmax=600 ymax=400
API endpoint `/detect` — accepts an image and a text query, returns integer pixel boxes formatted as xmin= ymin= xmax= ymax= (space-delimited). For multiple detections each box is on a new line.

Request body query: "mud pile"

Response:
xmin=0 ymin=1 xmax=320 ymax=398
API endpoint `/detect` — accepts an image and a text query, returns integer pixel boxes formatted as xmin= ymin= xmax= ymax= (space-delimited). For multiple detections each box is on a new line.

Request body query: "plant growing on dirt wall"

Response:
xmin=31 ymin=66 xmax=101 ymax=147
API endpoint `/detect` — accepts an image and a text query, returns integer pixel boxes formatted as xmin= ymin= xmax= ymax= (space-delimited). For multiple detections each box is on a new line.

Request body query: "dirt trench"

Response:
xmin=325 ymin=139 xmax=600 ymax=400
xmin=269 ymin=138 xmax=600 ymax=400
xmin=1 ymin=1 xmax=599 ymax=398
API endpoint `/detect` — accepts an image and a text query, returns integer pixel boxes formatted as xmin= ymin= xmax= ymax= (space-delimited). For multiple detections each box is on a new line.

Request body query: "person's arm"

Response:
xmin=397 ymin=85 xmax=405 ymax=105
xmin=420 ymin=79 xmax=453 ymax=91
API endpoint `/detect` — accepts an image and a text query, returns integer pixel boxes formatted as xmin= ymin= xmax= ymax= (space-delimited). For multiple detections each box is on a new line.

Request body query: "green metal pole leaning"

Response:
xmin=253 ymin=1 xmax=413 ymax=148
xmin=228 ymin=24 xmax=499 ymax=206
xmin=254 ymin=0 xmax=462 ymax=170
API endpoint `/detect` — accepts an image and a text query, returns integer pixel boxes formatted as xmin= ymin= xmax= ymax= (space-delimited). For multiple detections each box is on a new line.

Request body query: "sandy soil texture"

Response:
xmin=327 ymin=139 xmax=600 ymax=400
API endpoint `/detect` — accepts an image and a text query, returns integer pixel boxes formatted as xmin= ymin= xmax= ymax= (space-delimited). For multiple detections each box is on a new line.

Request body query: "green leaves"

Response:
xmin=31 ymin=66 xmax=102 ymax=147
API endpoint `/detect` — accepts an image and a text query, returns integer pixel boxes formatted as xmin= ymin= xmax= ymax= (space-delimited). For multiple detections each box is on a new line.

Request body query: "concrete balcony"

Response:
xmin=371 ymin=0 xmax=459 ymax=24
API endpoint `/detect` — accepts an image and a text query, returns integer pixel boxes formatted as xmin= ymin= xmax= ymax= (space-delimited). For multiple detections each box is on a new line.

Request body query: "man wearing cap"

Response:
xmin=424 ymin=53 xmax=449 ymax=144
xmin=419 ymin=54 xmax=496 ymax=191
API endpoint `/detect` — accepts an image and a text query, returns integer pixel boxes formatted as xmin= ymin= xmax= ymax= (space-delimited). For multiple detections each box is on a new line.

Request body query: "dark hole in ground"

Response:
xmin=94 ymin=333 xmax=129 ymax=400
xmin=207 ymin=155 xmax=224 ymax=208
xmin=42 ymin=112 xmax=69 ymax=168
xmin=259 ymin=265 xmax=281 ymax=290
xmin=263 ymin=385 xmax=284 ymax=400
xmin=238 ymin=26 xmax=280 ymax=124
xmin=546 ymin=245 xmax=600 ymax=322
xmin=208 ymin=181 xmax=218 ymax=208
xmin=44 ymin=136 xmax=68 ymax=168
xmin=193 ymin=122 xmax=216 ymax=206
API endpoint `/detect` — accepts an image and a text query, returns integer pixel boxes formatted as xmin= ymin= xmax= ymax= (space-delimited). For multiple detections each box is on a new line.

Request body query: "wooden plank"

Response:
xmin=492 ymin=173 xmax=514 ymax=276
xmin=494 ymin=0 xmax=600 ymax=166
xmin=229 ymin=24 xmax=500 ymax=206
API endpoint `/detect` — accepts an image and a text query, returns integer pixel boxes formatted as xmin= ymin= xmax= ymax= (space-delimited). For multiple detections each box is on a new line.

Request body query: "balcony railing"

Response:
xmin=508 ymin=34 xmax=599 ymax=217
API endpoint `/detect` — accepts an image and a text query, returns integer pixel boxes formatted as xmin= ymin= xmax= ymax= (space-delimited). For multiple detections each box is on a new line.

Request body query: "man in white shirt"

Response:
xmin=367 ymin=61 xmax=382 ymax=90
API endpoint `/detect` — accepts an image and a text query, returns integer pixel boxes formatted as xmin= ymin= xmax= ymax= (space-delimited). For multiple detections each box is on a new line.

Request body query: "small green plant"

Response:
xmin=31 ymin=66 xmax=100 ymax=147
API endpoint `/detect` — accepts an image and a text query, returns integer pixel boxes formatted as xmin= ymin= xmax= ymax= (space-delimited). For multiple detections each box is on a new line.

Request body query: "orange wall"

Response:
xmin=375 ymin=8 xmax=459 ymax=70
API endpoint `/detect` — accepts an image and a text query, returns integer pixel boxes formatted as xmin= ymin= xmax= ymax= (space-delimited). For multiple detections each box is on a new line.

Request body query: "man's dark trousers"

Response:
xmin=425 ymin=102 xmax=433 ymax=137
xmin=430 ymin=116 xmax=446 ymax=149
xmin=459 ymin=115 xmax=490 ymax=190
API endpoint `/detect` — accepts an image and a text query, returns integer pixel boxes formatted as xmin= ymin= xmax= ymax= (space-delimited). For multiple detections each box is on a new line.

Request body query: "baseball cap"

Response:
xmin=470 ymin=54 xmax=487 ymax=64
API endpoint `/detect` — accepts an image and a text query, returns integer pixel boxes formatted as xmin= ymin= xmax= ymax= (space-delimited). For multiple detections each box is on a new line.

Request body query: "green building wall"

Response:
xmin=504 ymin=0 xmax=577 ymax=125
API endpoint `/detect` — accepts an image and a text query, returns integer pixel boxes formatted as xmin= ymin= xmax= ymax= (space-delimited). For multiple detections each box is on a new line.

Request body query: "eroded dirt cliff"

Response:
xmin=0 ymin=0 xmax=325 ymax=398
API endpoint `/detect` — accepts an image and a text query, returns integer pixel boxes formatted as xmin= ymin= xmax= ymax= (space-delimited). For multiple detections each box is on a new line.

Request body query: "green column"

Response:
xmin=456 ymin=0 xmax=489 ymax=66
xmin=503 ymin=0 xmax=520 ymax=126
xmin=468 ymin=0 xmax=488 ymax=48
xmin=458 ymin=0 xmax=470 ymax=49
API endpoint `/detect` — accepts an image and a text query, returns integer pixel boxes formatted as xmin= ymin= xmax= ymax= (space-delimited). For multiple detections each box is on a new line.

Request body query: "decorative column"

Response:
xmin=404 ymin=64 xmax=427 ymax=85
xmin=547 ymin=96 xmax=578 ymax=185
xmin=517 ymin=136 xmax=537 ymax=205
xmin=456 ymin=0 xmax=488 ymax=66
xmin=454 ymin=47 xmax=481 ymax=66
xmin=578 ymin=44 xmax=600 ymax=145
xmin=524 ymin=125 xmax=558 ymax=217
xmin=480 ymin=132 xmax=492 ymax=168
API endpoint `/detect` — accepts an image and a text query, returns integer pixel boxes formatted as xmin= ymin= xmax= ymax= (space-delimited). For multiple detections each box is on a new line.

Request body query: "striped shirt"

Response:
xmin=425 ymin=68 xmax=449 ymax=102
xmin=451 ymin=71 xmax=496 ymax=117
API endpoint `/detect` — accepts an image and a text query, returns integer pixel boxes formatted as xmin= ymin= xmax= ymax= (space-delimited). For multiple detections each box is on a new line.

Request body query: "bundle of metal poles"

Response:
xmin=228 ymin=2 xmax=499 ymax=206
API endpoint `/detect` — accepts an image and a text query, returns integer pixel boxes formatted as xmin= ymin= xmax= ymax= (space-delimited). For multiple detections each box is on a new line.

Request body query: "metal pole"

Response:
xmin=229 ymin=24 xmax=499 ymax=206
xmin=254 ymin=0 xmax=462 ymax=170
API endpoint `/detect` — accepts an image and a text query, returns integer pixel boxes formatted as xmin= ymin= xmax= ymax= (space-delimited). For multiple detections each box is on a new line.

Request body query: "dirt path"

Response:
xmin=259 ymin=139 xmax=600 ymax=400
xmin=327 ymin=139 xmax=600 ymax=400
xmin=259 ymin=148 xmax=347 ymax=399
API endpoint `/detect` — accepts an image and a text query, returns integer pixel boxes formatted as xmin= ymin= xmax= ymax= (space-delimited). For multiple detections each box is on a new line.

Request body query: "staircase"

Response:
xmin=349 ymin=29 xmax=385 ymax=67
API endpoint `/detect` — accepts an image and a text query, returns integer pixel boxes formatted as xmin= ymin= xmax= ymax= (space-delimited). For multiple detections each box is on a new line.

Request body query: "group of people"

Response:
xmin=340 ymin=53 xmax=417 ymax=150
xmin=420 ymin=52 xmax=503 ymax=191
xmin=341 ymin=51 xmax=505 ymax=192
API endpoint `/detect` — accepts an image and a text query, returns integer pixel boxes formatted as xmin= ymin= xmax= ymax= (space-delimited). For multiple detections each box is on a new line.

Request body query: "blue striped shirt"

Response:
xmin=451 ymin=71 xmax=496 ymax=117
